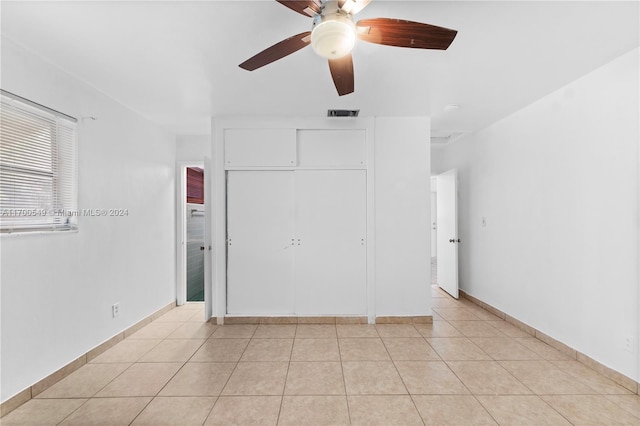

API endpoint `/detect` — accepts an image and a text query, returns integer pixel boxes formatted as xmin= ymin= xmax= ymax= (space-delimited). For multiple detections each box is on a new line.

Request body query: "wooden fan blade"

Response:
xmin=328 ymin=54 xmax=354 ymax=96
xmin=276 ymin=0 xmax=322 ymax=17
xmin=356 ymin=18 xmax=457 ymax=50
xmin=338 ymin=0 xmax=371 ymax=15
xmin=239 ymin=32 xmax=312 ymax=71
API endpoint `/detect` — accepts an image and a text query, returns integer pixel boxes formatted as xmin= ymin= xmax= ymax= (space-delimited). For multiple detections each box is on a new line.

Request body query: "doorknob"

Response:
xmin=449 ymin=239 xmax=461 ymax=243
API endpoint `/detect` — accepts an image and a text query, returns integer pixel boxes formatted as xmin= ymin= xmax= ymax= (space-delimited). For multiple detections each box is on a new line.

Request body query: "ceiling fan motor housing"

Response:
xmin=311 ymin=1 xmax=356 ymax=59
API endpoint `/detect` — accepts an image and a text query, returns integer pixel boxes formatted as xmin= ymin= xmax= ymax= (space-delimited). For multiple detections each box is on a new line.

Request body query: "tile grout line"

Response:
xmin=54 ymin=398 xmax=89 ymax=426
xmin=337 ymin=323 xmax=360 ymax=425
xmin=197 ymin=325 xmax=256 ymax=424
xmin=274 ymin=324 xmax=298 ymax=425
xmin=336 ymin=333 xmax=348 ymax=421
xmin=379 ymin=323 xmax=427 ymax=426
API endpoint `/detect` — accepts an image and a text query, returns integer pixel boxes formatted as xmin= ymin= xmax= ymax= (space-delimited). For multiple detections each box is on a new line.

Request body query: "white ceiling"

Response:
xmin=2 ymin=1 xmax=638 ymax=137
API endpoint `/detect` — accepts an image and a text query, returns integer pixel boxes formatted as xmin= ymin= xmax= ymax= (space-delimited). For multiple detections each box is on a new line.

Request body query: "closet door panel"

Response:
xmin=294 ymin=170 xmax=367 ymax=315
xmin=226 ymin=171 xmax=295 ymax=314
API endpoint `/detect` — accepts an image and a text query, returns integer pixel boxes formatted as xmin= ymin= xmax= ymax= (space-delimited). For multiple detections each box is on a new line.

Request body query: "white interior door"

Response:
xmin=294 ymin=170 xmax=367 ymax=315
xmin=437 ymin=169 xmax=459 ymax=298
xmin=226 ymin=171 xmax=295 ymax=314
xmin=431 ymin=191 xmax=437 ymax=257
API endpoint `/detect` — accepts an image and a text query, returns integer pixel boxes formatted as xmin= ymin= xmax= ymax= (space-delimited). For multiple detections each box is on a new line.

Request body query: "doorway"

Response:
xmin=177 ymin=163 xmax=206 ymax=306
xmin=186 ymin=167 xmax=205 ymax=301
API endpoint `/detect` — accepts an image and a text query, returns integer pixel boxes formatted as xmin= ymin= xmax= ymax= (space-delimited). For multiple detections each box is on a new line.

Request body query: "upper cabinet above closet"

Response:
xmin=223 ymin=128 xmax=366 ymax=169
xmin=297 ymin=130 xmax=366 ymax=167
xmin=224 ymin=128 xmax=296 ymax=167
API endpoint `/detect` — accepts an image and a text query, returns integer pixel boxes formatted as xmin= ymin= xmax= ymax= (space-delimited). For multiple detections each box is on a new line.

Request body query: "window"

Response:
xmin=186 ymin=167 xmax=204 ymax=204
xmin=0 ymin=91 xmax=78 ymax=233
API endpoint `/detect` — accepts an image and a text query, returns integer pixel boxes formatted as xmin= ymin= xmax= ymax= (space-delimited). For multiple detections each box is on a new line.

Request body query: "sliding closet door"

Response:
xmin=226 ymin=171 xmax=295 ymax=314
xmin=294 ymin=170 xmax=367 ymax=315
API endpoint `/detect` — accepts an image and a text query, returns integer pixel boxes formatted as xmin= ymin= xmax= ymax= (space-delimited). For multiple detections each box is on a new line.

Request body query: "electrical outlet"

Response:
xmin=623 ymin=335 xmax=633 ymax=353
xmin=112 ymin=303 xmax=120 ymax=318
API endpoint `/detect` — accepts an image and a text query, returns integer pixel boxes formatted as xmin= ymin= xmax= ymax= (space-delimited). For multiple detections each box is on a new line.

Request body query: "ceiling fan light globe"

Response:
xmin=311 ymin=18 xmax=356 ymax=59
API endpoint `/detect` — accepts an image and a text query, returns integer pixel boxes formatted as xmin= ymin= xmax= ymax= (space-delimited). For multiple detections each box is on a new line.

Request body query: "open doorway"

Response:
xmin=177 ymin=163 xmax=206 ymax=306
xmin=186 ymin=167 xmax=205 ymax=301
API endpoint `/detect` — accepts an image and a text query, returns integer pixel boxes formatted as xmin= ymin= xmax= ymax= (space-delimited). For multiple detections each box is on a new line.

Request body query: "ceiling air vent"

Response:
xmin=327 ymin=109 xmax=359 ymax=117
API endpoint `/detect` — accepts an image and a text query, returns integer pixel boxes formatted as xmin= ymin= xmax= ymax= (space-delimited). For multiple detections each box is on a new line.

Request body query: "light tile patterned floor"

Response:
xmin=3 ymin=287 xmax=640 ymax=425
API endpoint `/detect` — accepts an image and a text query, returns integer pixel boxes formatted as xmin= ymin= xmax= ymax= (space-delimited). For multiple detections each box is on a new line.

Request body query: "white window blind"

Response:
xmin=0 ymin=91 xmax=78 ymax=233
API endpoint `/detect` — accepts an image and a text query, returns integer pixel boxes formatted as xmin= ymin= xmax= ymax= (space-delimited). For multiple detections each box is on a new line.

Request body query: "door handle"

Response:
xmin=449 ymin=239 xmax=461 ymax=243
xmin=200 ymin=246 xmax=205 ymax=251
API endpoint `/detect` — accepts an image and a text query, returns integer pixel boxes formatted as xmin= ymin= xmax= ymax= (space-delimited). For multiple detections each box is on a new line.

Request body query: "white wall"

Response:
xmin=176 ymin=134 xmax=211 ymax=162
xmin=375 ymin=117 xmax=432 ymax=316
xmin=433 ymin=48 xmax=639 ymax=381
xmin=0 ymin=39 xmax=177 ymax=402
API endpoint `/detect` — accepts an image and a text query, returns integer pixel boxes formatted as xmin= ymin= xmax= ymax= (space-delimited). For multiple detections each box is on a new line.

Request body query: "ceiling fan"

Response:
xmin=239 ymin=0 xmax=458 ymax=96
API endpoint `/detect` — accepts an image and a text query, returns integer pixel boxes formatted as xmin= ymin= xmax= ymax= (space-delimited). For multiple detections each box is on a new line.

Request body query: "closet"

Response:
xmin=225 ymin=128 xmax=368 ymax=316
